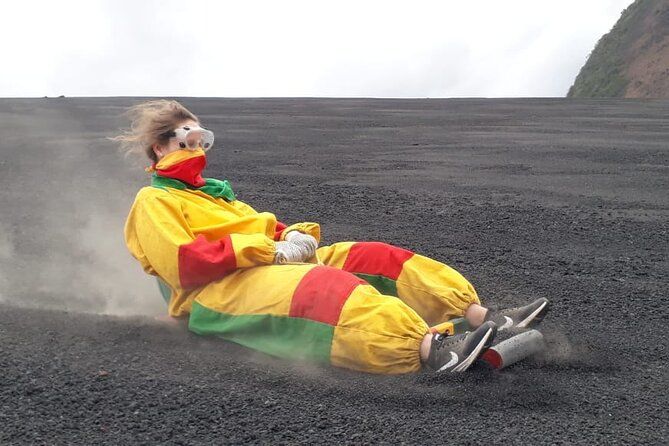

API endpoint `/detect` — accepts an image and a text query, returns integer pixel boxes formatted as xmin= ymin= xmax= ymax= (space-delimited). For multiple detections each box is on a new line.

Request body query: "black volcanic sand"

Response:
xmin=1 ymin=98 xmax=667 ymax=444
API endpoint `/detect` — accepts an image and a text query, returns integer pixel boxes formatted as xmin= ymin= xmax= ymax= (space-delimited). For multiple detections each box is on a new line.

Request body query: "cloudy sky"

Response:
xmin=3 ymin=0 xmax=633 ymax=98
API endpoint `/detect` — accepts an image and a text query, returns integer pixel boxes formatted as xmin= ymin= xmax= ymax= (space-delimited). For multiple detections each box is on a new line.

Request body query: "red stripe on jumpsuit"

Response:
xmin=289 ymin=266 xmax=366 ymax=325
xmin=341 ymin=242 xmax=414 ymax=280
xmin=178 ymin=234 xmax=237 ymax=289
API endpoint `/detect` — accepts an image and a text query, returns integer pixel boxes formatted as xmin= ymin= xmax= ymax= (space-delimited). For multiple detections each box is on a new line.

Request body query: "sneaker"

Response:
xmin=425 ymin=321 xmax=497 ymax=373
xmin=485 ymin=297 xmax=549 ymax=332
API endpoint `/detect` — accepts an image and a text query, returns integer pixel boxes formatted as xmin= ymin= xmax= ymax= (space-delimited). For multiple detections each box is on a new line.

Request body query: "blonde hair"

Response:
xmin=109 ymin=99 xmax=199 ymax=163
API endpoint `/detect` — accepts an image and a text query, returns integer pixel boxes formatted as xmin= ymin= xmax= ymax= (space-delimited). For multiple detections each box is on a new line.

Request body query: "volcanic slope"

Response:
xmin=0 ymin=98 xmax=667 ymax=444
xmin=568 ymin=0 xmax=669 ymax=98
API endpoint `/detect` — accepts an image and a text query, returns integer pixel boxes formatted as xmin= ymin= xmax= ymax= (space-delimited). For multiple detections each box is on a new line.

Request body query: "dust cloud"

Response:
xmin=0 ymin=221 xmax=12 ymax=303
xmin=0 ymin=98 xmax=164 ymax=316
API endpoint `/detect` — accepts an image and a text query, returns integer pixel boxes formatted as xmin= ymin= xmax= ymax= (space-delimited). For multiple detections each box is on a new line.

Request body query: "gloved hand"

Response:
xmin=274 ymin=231 xmax=319 ymax=264
xmin=274 ymin=241 xmax=310 ymax=264
xmin=285 ymin=230 xmax=318 ymax=259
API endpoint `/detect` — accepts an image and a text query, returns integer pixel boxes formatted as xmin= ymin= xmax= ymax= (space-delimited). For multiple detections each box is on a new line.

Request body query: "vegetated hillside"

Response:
xmin=568 ymin=0 xmax=669 ymax=98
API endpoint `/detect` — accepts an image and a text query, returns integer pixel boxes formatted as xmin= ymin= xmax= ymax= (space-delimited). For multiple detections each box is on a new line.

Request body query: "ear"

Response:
xmin=152 ymin=143 xmax=163 ymax=159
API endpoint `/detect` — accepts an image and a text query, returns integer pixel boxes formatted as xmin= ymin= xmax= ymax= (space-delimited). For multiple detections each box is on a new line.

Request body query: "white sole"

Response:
xmin=451 ymin=327 xmax=495 ymax=373
xmin=516 ymin=300 xmax=548 ymax=328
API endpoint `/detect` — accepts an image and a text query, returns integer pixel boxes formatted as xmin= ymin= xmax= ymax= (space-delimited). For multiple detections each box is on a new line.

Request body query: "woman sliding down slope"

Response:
xmin=114 ymin=100 xmax=549 ymax=374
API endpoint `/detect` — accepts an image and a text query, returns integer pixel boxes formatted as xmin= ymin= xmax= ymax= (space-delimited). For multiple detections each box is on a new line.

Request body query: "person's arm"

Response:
xmin=126 ymin=192 xmax=277 ymax=290
xmin=228 ymin=198 xmax=321 ymax=243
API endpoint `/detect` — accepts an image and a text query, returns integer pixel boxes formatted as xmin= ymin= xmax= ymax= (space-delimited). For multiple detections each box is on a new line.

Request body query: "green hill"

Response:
xmin=568 ymin=0 xmax=669 ymax=98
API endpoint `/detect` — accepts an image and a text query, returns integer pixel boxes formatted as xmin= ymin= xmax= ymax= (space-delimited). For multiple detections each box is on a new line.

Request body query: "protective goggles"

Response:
xmin=163 ymin=124 xmax=214 ymax=151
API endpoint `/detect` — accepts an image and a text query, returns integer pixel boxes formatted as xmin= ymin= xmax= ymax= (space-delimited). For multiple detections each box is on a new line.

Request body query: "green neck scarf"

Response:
xmin=151 ymin=173 xmax=237 ymax=201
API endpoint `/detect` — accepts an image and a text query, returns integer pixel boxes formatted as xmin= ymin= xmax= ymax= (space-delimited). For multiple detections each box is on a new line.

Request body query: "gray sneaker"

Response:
xmin=425 ymin=321 xmax=497 ymax=373
xmin=485 ymin=298 xmax=549 ymax=332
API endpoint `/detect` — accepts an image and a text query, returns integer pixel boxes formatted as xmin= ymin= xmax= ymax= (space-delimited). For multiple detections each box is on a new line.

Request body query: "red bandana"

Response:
xmin=148 ymin=149 xmax=207 ymax=187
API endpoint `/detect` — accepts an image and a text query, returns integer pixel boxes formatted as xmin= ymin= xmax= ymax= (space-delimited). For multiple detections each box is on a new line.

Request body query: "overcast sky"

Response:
xmin=2 ymin=0 xmax=634 ymax=98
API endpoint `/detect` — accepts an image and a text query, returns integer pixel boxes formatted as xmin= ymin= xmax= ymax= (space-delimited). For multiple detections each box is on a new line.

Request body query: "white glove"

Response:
xmin=274 ymin=231 xmax=319 ymax=264
xmin=274 ymin=241 xmax=309 ymax=264
xmin=285 ymin=231 xmax=318 ymax=259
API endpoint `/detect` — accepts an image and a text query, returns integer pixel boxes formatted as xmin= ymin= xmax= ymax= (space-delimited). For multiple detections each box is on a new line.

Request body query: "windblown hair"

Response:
xmin=109 ymin=99 xmax=199 ymax=164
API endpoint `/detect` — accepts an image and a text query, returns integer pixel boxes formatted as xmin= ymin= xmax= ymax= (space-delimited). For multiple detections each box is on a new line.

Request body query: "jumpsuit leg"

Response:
xmin=316 ymin=241 xmax=480 ymax=328
xmin=187 ymin=262 xmax=429 ymax=374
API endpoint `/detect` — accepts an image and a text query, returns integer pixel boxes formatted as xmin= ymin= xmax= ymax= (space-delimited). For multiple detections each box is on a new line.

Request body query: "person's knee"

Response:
xmin=342 ymin=242 xmax=415 ymax=277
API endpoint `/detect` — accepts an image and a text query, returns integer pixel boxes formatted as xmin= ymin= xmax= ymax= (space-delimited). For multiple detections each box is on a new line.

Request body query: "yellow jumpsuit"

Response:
xmin=125 ymin=150 xmax=480 ymax=374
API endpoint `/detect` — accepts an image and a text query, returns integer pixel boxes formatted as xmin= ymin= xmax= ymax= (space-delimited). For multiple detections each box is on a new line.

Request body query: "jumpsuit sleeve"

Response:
xmin=126 ymin=192 xmax=277 ymax=291
xmin=276 ymin=222 xmax=321 ymax=243
xmin=228 ymin=198 xmax=321 ymax=243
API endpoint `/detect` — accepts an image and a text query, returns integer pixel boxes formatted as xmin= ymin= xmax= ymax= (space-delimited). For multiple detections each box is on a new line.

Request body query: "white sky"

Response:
xmin=2 ymin=0 xmax=634 ymax=98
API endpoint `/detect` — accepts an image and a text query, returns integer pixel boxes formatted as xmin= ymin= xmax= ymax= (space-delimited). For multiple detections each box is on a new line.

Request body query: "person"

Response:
xmin=114 ymin=100 xmax=549 ymax=374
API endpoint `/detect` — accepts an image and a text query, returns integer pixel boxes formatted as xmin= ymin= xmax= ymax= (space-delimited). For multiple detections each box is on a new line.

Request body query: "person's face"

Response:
xmin=152 ymin=119 xmax=199 ymax=160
